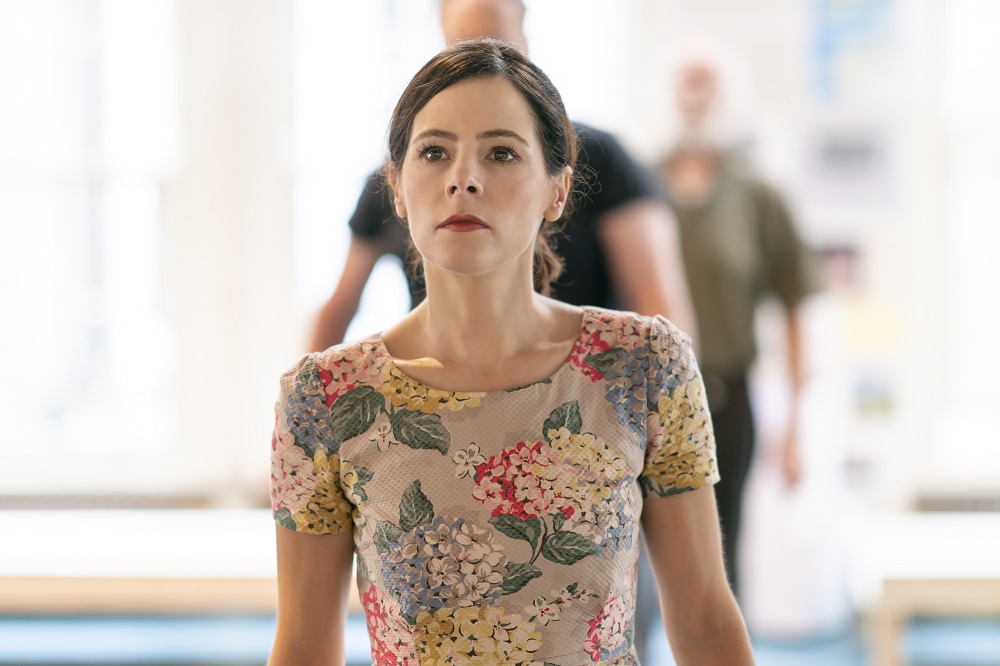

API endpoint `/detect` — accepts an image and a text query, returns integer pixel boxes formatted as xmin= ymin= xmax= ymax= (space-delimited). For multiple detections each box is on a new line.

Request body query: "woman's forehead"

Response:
xmin=412 ymin=76 xmax=538 ymax=139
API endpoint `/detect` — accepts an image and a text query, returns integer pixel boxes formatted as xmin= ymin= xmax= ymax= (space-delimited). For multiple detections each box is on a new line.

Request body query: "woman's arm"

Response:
xmin=641 ymin=486 xmax=755 ymax=665
xmin=268 ymin=526 xmax=356 ymax=666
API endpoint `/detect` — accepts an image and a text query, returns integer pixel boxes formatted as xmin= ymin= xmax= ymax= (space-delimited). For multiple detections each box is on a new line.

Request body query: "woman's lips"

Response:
xmin=438 ymin=214 xmax=489 ymax=232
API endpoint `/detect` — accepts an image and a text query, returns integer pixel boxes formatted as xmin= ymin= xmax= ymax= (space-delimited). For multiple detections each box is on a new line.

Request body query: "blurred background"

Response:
xmin=1 ymin=0 xmax=998 ymax=665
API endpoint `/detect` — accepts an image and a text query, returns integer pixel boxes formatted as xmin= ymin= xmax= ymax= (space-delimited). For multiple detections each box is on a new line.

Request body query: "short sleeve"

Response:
xmin=576 ymin=124 xmax=663 ymax=217
xmin=639 ymin=316 xmax=721 ymax=498
xmin=755 ymin=181 xmax=819 ymax=308
xmin=269 ymin=353 xmax=353 ymax=535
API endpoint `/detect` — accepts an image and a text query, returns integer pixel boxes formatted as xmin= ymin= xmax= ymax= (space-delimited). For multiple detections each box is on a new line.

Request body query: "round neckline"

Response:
xmin=373 ymin=306 xmax=593 ymax=395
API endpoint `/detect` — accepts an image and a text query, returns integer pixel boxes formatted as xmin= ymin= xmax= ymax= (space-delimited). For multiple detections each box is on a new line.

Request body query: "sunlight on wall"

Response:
xmin=939 ymin=0 xmax=1000 ymax=475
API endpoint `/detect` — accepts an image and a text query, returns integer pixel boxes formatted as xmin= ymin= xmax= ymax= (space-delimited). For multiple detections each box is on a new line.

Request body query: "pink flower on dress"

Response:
xmin=362 ymin=584 xmax=416 ymax=665
xmin=316 ymin=341 xmax=386 ymax=407
xmin=269 ymin=431 xmax=317 ymax=515
xmin=472 ymin=441 xmax=578 ymax=521
xmin=583 ymin=565 xmax=638 ymax=661
xmin=568 ymin=327 xmax=613 ymax=382
xmin=584 ymin=596 xmax=630 ymax=661
xmin=569 ymin=311 xmax=648 ymax=382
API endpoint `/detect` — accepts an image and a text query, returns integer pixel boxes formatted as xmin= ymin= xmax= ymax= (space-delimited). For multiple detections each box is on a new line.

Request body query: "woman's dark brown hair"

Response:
xmin=385 ymin=38 xmax=578 ymax=295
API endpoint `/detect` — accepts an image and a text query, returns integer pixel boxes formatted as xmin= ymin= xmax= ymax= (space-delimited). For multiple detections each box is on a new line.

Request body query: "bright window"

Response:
xmin=0 ymin=1 xmax=179 ymax=492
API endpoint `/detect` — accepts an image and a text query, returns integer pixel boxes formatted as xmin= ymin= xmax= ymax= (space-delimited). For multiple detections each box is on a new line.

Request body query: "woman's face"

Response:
xmin=390 ymin=76 xmax=569 ymax=286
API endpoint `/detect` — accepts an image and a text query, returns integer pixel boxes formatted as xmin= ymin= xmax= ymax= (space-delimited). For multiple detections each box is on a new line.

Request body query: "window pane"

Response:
xmin=0 ymin=1 xmax=177 ymax=468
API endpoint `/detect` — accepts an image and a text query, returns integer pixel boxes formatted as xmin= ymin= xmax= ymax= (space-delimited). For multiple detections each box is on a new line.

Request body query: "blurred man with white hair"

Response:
xmin=656 ymin=50 xmax=818 ymax=598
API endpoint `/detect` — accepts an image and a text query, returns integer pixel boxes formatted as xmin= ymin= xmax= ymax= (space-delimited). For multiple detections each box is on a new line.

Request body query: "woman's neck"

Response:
xmin=418 ymin=265 xmax=544 ymax=366
xmin=382 ymin=257 xmax=582 ymax=383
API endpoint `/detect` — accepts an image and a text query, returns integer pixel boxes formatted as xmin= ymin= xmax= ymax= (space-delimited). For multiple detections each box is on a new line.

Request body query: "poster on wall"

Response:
xmin=799 ymin=0 xmax=900 ymax=242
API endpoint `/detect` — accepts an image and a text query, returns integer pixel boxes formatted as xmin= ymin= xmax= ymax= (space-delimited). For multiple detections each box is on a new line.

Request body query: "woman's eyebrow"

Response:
xmin=410 ymin=128 xmax=530 ymax=146
xmin=412 ymin=129 xmax=457 ymax=143
xmin=478 ymin=129 xmax=530 ymax=146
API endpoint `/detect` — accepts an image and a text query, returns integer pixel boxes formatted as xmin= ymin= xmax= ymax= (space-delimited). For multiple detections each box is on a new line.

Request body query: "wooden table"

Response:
xmin=851 ymin=513 xmax=1000 ymax=666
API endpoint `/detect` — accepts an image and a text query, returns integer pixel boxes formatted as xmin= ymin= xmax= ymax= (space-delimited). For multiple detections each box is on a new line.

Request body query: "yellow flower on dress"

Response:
xmin=644 ymin=378 xmax=718 ymax=492
xmin=547 ymin=427 xmax=626 ymax=481
xmin=340 ymin=461 xmax=363 ymax=505
xmin=377 ymin=365 xmax=484 ymax=414
xmin=415 ymin=606 xmax=542 ymax=665
xmin=292 ymin=450 xmax=352 ymax=534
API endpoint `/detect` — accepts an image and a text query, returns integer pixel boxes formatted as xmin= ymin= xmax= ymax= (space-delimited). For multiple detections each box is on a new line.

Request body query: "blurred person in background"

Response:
xmin=653 ymin=49 xmax=818 ymax=598
xmin=309 ymin=0 xmax=696 ymax=352
xmin=269 ymin=39 xmax=754 ymax=666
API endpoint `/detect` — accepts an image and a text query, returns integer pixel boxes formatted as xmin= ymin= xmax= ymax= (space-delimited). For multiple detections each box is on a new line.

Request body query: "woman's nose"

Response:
xmin=446 ymin=161 xmax=482 ymax=197
xmin=448 ymin=182 xmax=479 ymax=196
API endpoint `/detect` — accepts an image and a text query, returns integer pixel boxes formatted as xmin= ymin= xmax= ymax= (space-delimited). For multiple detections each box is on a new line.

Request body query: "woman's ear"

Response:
xmin=387 ymin=164 xmax=407 ymax=219
xmin=543 ymin=166 xmax=572 ymax=222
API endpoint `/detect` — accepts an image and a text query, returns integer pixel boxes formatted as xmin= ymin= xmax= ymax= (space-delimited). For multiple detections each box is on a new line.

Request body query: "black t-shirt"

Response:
xmin=348 ymin=123 xmax=661 ymax=308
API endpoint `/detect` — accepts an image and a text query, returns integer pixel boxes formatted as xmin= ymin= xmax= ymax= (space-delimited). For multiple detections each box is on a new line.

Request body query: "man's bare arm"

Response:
xmin=309 ymin=236 xmax=384 ymax=351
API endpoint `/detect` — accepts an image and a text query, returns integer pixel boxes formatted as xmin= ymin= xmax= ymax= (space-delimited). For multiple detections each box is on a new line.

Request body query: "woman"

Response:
xmin=268 ymin=40 xmax=753 ymax=665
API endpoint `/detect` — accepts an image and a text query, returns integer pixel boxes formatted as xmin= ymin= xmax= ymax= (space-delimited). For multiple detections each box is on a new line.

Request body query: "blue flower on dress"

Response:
xmin=380 ymin=515 xmax=507 ymax=620
xmin=286 ymin=364 xmax=334 ymax=453
xmin=602 ymin=343 xmax=652 ymax=436
xmin=595 ymin=478 xmax=637 ymax=556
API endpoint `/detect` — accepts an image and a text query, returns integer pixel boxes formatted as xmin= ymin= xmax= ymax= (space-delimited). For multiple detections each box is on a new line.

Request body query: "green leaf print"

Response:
xmin=399 ymin=480 xmax=435 ymax=532
xmin=584 ymin=348 xmax=622 ymax=376
xmin=353 ymin=466 xmax=374 ymax=503
xmin=273 ymin=508 xmax=296 ymax=531
xmin=374 ymin=520 xmax=404 ymax=554
xmin=552 ymin=512 xmax=567 ymax=532
xmin=501 ymin=562 xmax=543 ymax=595
xmin=388 ymin=409 xmax=450 ymax=454
xmin=504 ymin=377 xmax=552 ymax=392
xmin=541 ymin=530 xmax=599 ymax=565
xmin=624 ymin=618 xmax=635 ymax=647
xmin=295 ymin=357 xmax=320 ymax=384
xmin=542 ymin=400 xmax=583 ymax=441
xmin=639 ymin=475 xmax=687 ymax=498
xmin=489 ymin=515 xmax=543 ymax=551
xmin=330 ymin=386 xmax=384 ymax=446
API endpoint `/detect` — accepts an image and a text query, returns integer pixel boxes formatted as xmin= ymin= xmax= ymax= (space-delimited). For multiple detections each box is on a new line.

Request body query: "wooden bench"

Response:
xmin=0 ymin=508 xmax=365 ymax=615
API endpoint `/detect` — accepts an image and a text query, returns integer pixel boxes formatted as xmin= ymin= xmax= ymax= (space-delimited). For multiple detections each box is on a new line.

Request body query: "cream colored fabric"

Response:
xmin=270 ymin=308 xmax=719 ymax=665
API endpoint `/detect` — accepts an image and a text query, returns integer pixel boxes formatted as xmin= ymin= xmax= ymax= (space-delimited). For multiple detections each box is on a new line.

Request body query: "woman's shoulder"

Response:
xmin=581 ymin=306 xmax=688 ymax=351
xmin=280 ymin=335 xmax=387 ymax=396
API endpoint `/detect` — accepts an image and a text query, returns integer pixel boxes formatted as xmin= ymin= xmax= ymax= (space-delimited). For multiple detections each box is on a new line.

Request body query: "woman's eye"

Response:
xmin=420 ymin=146 xmax=445 ymax=161
xmin=491 ymin=147 xmax=516 ymax=162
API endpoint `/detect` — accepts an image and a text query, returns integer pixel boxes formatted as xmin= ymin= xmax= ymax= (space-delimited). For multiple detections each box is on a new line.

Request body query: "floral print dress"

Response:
xmin=270 ymin=308 xmax=720 ymax=665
